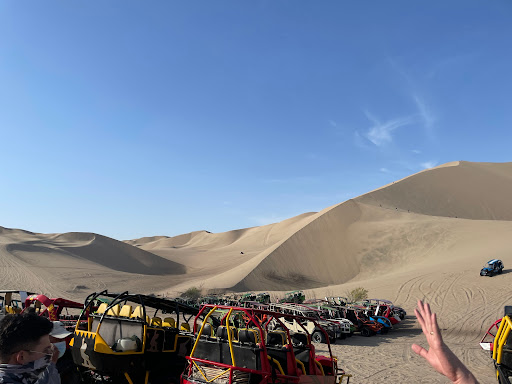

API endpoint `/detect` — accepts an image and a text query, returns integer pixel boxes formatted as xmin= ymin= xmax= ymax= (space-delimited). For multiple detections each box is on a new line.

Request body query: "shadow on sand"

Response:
xmin=327 ymin=316 xmax=423 ymax=347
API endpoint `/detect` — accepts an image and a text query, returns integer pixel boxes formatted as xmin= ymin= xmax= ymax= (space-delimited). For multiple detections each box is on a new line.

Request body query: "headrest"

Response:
xmin=266 ymin=331 xmax=285 ymax=346
xmin=238 ymin=329 xmax=257 ymax=345
xmin=217 ymin=326 xmax=238 ymax=340
xmin=217 ymin=326 xmax=228 ymax=339
xmin=199 ymin=322 xmax=213 ymax=337
xmin=291 ymin=332 xmax=308 ymax=346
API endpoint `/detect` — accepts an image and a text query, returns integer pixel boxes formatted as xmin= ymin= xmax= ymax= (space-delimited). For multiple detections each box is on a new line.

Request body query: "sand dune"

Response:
xmin=143 ymin=161 xmax=512 ymax=293
xmin=1 ymin=161 xmax=511 ymax=382
xmin=0 ymin=228 xmax=188 ymax=300
xmin=358 ymin=161 xmax=512 ymax=220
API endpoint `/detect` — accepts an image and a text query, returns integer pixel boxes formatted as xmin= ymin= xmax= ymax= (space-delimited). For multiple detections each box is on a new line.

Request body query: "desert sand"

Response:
xmin=1 ymin=160 xmax=512 ymax=383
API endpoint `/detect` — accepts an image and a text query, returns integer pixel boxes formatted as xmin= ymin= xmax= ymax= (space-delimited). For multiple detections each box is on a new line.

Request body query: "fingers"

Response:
xmin=431 ymin=312 xmax=443 ymax=343
xmin=411 ymin=343 xmax=428 ymax=359
xmin=416 ymin=300 xmax=441 ymax=342
xmin=415 ymin=300 xmax=431 ymax=336
xmin=422 ymin=301 xmax=433 ymax=326
xmin=415 ymin=308 xmax=428 ymax=335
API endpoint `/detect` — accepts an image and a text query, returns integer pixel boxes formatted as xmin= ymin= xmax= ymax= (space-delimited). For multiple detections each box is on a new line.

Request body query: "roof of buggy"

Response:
xmin=97 ymin=291 xmax=199 ymax=315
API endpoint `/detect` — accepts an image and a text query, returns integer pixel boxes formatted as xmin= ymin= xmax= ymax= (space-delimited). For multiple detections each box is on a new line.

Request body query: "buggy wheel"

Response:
xmin=312 ymin=331 xmax=326 ymax=344
xmin=361 ymin=327 xmax=372 ymax=337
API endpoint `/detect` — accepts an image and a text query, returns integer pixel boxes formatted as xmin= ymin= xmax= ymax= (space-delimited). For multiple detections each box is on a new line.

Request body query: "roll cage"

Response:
xmin=70 ymin=290 xmax=200 ymax=384
xmin=492 ymin=310 xmax=512 ymax=383
xmin=184 ymin=304 xmax=351 ymax=384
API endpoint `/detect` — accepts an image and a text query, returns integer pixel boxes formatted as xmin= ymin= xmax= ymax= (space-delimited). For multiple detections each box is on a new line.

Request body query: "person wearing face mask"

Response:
xmin=0 ymin=313 xmax=54 ymax=384
xmin=36 ymin=322 xmax=72 ymax=384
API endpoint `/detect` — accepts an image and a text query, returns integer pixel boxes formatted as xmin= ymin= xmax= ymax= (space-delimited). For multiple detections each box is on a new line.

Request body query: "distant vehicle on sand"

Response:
xmin=480 ymin=259 xmax=504 ymax=276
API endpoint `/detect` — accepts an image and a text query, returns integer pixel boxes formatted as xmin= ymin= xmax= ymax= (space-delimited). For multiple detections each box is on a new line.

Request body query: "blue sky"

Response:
xmin=1 ymin=1 xmax=511 ymax=240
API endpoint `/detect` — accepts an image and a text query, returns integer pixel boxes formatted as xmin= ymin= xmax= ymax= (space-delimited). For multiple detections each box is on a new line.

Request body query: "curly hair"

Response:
xmin=0 ymin=313 xmax=53 ymax=362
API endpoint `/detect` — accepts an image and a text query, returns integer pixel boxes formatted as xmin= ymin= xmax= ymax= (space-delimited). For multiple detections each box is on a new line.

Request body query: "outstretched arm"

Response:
xmin=411 ymin=300 xmax=479 ymax=384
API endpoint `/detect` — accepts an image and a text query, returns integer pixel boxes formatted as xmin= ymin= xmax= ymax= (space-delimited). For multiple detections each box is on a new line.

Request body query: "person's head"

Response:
xmin=49 ymin=321 xmax=72 ymax=359
xmin=0 ymin=313 xmax=53 ymax=365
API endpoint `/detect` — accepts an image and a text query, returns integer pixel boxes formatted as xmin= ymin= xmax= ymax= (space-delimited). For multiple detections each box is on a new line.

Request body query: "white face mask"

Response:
xmin=53 ymin=341 xmax=67 ymax=359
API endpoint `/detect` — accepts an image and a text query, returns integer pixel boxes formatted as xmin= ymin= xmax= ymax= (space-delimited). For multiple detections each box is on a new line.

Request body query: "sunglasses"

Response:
xmin=25 ymin=345 xmax=55 ymax=357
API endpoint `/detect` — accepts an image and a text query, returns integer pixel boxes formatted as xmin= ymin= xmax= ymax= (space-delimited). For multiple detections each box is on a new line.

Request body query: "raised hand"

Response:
xmin=411 ymin=300 xmax=479 ymax=384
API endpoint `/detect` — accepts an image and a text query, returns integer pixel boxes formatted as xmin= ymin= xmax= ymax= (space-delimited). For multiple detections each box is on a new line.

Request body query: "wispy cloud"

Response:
xmin=329 ymin=120 xmax=338 ymax=128
xmin=421 ymin=161 xmax=437 ymax=169
xmin=386 ymin=57 xmax=437 ymax=141
xmin=386 ymin=56 xmax=413 ymax=87
xmin=363 ymin=111 xmax=417 ymax=147
xmin=411 ymin=149 xmax=421 ymax=154
xmin=413 ymin=94 xmax=436 ymax=137
xmin=353 ymin=131 xmax=371 ymax=149
xmin=426 ymin=53 xmax=477 ymax=79
xmin=380 ymin=168 xmax=390 ymax=173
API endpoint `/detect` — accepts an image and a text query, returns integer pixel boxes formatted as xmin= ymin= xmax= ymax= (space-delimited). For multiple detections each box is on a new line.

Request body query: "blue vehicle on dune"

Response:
xmin=480 ymin=259 xmax=504 ymax=277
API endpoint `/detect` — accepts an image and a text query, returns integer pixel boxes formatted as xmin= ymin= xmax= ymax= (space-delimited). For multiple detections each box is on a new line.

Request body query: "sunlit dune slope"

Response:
xmin=128 ymin=213 xmax=318 ymax=287
xmin=357 ymin=161 xmax=512 ymax=220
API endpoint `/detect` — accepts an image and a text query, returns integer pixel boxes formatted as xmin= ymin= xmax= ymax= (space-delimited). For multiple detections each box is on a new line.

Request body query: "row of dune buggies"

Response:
xmin=0 ymin=290 xmax=405 ymax=384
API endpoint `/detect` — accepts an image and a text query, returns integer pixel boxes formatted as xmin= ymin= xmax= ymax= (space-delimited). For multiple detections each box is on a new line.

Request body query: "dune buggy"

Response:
xmin=481 ymin=317 xmax=502 ymax=354
xmin=268 ymin=303 xmax=341 ymax=343
xmin=363 ymin=299 xmax=402 ymax=325
xmin=182 ymin=304 xmax=351 ymax=384
xmin=70 ymin=290 xmax=199 ymax=384
xmin=22 ymin=294 xmax=86 ymax=329
xmin=256 ymin=292 xmax=271 ymax=304
xmin=0 ymin=290 xmax=35 ymax=317
xmin=491 ymin=306 xmax=512 ymax=383
xmin=279 ymin=291 xmax=305 ymax=304
xmin=300 ymin=303 xmax=354 ymax=338
xmin=338 ymin=307 xmax=382 ymax=337
xmin=481 ymin=259 xmax=504 ymax=277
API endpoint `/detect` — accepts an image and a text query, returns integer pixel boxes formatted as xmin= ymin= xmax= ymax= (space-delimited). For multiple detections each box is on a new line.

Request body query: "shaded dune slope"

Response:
xmin=1 ymin=229 xmax=185 ymax=276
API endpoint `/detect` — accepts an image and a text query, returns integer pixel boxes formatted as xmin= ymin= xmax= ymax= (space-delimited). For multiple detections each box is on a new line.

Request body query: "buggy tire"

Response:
xmin=312 ymin=331 xmax=326 ymax=344
xmin=380 ymin=328 xmax=389 ymax=335
xmin=361 ymin=327 xmax=372 ymax=337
